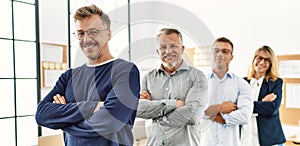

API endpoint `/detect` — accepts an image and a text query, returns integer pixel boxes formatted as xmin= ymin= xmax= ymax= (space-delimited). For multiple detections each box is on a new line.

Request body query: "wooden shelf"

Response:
xmin=41 ymin=43 xmax=68 ymax=88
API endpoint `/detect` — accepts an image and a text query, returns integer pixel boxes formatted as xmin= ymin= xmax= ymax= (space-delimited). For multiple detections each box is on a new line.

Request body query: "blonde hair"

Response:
xmin=247 ymin=45 xmax=279 ymax=81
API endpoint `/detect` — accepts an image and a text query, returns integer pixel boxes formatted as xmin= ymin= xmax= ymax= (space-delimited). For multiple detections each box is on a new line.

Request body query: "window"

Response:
xmin=0 ymin=0 xmax=39 ymax=146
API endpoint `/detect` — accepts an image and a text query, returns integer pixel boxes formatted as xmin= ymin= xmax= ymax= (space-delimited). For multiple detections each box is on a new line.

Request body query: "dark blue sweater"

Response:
xmin=36 ymin=59 xmax=140 ymax=146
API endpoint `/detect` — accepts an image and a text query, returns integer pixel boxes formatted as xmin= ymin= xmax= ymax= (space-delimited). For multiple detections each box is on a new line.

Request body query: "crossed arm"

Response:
xmin=53 ymin=94 xmax=103 ymax=113
xmin=137 ymin=91 xmax=185 ymax=121
xmin=137 ymin=72 xmax=208 ymax=127
xmin=36 ymin=65 xmax=140 ymax=137
xmin=205 ymin=94 xmax=277 ymax=125
xmin=204 ymin=101 xmax=237 ymax=124
xmin=53 ymin=94 xmax=104 ymax=113
xmin=140 ymin=91 xmax=185 ymax=108
xmin=35 ymin=71 xmax=100 ymax=129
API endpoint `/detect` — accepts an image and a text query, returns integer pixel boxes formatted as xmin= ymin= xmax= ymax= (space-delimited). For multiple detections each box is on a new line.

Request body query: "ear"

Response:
xmin=107 ymin=30 xmax=112 ymax=41
xmin=230 ymin=54 xmax=234 ymax=61
xmin=181 ymin=45 xmax=185 ymax=54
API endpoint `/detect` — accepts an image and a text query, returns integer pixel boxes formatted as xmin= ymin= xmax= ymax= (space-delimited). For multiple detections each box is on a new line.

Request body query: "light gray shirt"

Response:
xmin=137 ymin=60 xmax=208 ymax=146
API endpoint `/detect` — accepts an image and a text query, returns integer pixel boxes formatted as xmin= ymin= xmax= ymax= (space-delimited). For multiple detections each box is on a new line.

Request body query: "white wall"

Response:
xmin=39 ymin=0 xmax=68 ymax=136
xmin=40 ymin=0 xmax=300 ymax=76
xmin=39 ymin=0 xmax=68 ymax=44
xmin=130 ymin=0 xmax=300 ymax=76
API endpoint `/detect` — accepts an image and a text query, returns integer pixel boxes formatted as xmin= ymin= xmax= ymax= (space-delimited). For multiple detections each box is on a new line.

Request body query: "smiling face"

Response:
xmin=253 ymin=50 xmax=271 ymax=77
xmin=156 ymin=33 xmax=184 ymax=70
xmin=75 ymin=14 xmax=111 ymax=64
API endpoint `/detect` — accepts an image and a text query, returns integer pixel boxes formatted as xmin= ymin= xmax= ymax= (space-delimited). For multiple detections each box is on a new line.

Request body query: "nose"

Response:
xmin=82 ymin=32 xmax=91 ymax=42
xmin=259 ymin=59 xmax=266 ymax=64
xmin=165 ymin=46 xmax=172 ymax=54
xmin=216 ymin=51 xmax=224 ymax=56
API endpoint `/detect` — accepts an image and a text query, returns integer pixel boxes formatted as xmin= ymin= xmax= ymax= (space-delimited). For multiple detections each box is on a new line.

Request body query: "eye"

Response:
xmin=77 ymin=31 xmax=84 ymax=37
xmin=170 ymin=45 xmax=178 ymax=48
xmin=160 ymin=46 xmax=167 ymax=50
xmin=222 ymin=49 xmax=231 ymax=54
xmin=214 ymin=49 xmax=220 ymax=53
xmin=89 ymin=30 xmax=98 ymax=35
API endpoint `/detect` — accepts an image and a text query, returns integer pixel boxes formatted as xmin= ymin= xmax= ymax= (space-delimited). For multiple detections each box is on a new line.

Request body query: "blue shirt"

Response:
xmin=36 ymin=59 xmax=140 ymax=146
xmin=201 ymin=71 xmax=253 ymax=146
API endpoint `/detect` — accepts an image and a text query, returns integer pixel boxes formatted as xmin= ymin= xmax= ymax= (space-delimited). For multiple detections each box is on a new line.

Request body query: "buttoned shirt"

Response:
xmin=201 ymin=71 xmax=253 ymax=146
xmin=137 ymin=60 xmax=208 ymax=146
xmin=241 ymin=76 xmax=264 ymax=146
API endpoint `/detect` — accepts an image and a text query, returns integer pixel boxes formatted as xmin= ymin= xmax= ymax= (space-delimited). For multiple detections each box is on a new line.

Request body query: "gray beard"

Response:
xmin=162 ymin=61 xmax=177 ymax=70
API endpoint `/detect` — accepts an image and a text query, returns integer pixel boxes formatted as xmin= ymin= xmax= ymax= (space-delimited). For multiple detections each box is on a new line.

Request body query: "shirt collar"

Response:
xmin=208 ymin=71 xmax=233 ymax=79
xmin=157 ymin=60 xmax=189 ymax=73
xmin=86 ymin=58 xmax=116 ymax=67
xmin=250 ymin=76 xmax=264 ymax=86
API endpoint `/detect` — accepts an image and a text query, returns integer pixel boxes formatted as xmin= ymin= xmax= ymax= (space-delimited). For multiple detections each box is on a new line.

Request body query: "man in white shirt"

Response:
xmin=201 ymin=37 xmax=253 ymax=146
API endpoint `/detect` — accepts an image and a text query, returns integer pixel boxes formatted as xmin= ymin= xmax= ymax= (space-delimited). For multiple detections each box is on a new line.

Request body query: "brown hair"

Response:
xmin=213 ymin=37 xmax=234 ymax=54
xmin=247 ymin=45 xmax=279 ymax=81
xmin=73 ymin=4 xmax=111 ymax=29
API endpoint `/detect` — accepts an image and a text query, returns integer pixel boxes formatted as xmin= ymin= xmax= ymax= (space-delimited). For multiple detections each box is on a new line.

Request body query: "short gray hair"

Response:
xmin=156 ymin=28 xmax=183 ymax=43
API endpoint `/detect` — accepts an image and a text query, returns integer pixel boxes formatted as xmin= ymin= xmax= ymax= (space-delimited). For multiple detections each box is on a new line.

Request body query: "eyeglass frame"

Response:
xmin=73 ymin=28 xmax=108 ymax=40
xmin=213 ymin=48 xmax=232 ymax=55
xmin=255 ymin=55 xmax=271 ymax=64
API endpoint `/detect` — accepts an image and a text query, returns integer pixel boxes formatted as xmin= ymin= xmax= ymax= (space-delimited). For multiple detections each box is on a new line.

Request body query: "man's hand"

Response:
xmin=262 ymin=93 xmax=277 ymax=102
xmin=220 ymin=101 xmax=237 ymax=114
xmin=53 ymin=94 xmax=66 ymax=104
xmin=93 ymin=101 xmax=104 ymax=113
xmin=209 ymin=113 xmax=226 ymax=124
xmin=205 ymin=104 xmax=219 ymax=117
xmin=140 ymin=91 xmax=151 ymax=100
xmin=176 ymin=99 xmax=185 ymax=108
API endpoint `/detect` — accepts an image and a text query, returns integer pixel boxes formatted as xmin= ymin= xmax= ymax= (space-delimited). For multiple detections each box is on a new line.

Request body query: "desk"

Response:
xmin=285 ymin=140 xmax=300 ymax=146
xmin=283 ymin=124 xmax=300 ymax=146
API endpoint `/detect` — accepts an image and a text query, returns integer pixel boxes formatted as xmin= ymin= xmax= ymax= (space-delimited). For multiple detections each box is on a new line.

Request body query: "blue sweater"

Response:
xmin=36 ymin=59 xmax=140 ymax=146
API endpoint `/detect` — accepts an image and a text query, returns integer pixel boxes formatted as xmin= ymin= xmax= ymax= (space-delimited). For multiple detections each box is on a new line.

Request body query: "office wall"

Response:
xmin=130 ymin=0 xmax=300 ymax=76
xmin=39 ymin=0 xmax=68 ymax=44
xmin=40 ymin=0 xmax=300 ymax=75
xmin=39 ymin=0 xmax=300 ymax=139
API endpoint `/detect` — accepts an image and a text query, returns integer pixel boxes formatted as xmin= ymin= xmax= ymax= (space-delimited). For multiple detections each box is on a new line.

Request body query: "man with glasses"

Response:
xmin=137 ymin=28 xmax=208 ymax=146
xmin=201 ymin=37 xmax=253 ymax=146
xmin=36 ymin=4 xmax=140 ymax=146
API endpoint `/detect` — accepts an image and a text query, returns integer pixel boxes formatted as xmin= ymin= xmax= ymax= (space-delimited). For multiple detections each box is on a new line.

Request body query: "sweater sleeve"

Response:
xmin=35 ymin=69 xmax=98 ymax=129
xmin=62 ymin=63 xmax=140 ymax=137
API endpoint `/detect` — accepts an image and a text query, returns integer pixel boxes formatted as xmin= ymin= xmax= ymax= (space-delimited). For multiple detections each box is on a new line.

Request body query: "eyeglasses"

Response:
xmin=73 ymin=28 xmax=108 ymax=40
xmin=255 ymin=55 xmax=271 ymax=64
xmin=213 ymin=48 xmax=232 ymax=55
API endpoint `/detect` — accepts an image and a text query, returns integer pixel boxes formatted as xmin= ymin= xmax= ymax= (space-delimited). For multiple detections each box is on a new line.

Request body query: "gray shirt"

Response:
xmin=137 ymin=60 xmax=208 ymax=146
